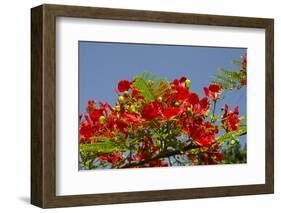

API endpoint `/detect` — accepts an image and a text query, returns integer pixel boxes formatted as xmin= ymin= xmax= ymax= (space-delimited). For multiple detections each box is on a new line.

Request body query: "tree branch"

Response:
xmin=119 ymin=144 xmax=197 ymax=168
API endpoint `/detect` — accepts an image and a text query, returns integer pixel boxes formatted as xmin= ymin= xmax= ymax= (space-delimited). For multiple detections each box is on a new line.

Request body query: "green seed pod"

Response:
xmin=204 ymin=109 xmax=210 ymax=117
xmin=147 ymin=80 xmax=154 ymax=86
xmin=118 ymin=96 xmax=125 ymax=104
xmin=156 ymin=140 xmax=161 ymax=147
xmin=185 ymin=79 xmax=191 ymax=88
xmin=99 ymin=115 xmax=106 ymax=125
xmin=116 ymin=105 xmax=121 ymax=112
xmin=210 ymin=115 xmax=217 ymax=123
xmin=186 ymin=107 xmax=192 ymax=115
xmin=130 ymin=105 xmax=136 ymax=112
xmin=157 ymin=96 xmax=163 ymax=102
xmin=123 ymin=91 xmax=129 ymax=97
xmin=174 ymin=102 xmax=180 ymax=107
xmin=230 ymin=139 xmax=236 ymax=145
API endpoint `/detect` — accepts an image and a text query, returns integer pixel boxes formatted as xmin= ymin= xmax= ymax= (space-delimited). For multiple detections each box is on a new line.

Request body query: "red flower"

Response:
xmin=199 ymin=97 xmax=209 ymax=110
xmin=204 ymin=83 xmax=222 ymax=101
xmin=192 ymin=97 xmax=209 ymax=116
xmin=179 ymin=76 xmax=187 ymax=87
xmin=123 ymin=113 xmax=143 ymax=124
xmin=99 ymin=101 xmax=113 ymax=117
xmin=241 ymin=78 xmax=247 ymax=85
xmin=172 ymin=76 xmax=188 ymax=87
xmin=141 ymin=101 xmax=162 ymax=120
xmin=131 ymin=88 xmax=140 ymax=97
xmin=189 ymin=121 xmax=218 ymax=147
xmin=170 ymin=77 xmax=190 ymax=101
xmin=115 ymin=119 xmax=128 ymax=133
xmin=148 ymin=160 xmax=168 ymax=167
xmin=99 ymin=153 xmax=122 ymax=164
xmin=89 ymin=109 xmax=103 ymax=121
xmin=213 ymin=152 xmax=224 ymax=161
xmin=79 ymin=122 xmax=92 ymax=141
xmin=221 ymin=104 xmax=240 ymax=131
xmin=117 ymin=80 xmax=131 ymax=92
xmin=87 ymin=100 xmax=96 ymax=112
xmin=163 ymin=107 xmax=180 ymax=119
xmin=189 ymin=93 xmax=199 ymax=105
xmin=175 ymin=86 xmax=190 ymax=101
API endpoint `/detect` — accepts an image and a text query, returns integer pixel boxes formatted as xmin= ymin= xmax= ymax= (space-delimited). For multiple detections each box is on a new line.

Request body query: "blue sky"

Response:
xmin=79 ymin=41 xmax=246 ymax=144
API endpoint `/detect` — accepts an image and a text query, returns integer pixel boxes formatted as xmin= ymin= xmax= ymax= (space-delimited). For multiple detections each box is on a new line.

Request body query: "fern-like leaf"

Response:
xmin=216 ymin=127 xmax=247 ymax=143
xmin=132 ymin=77 xmax=155 ymax=101
xmin=132 ymin=71 xmax=171 ymax=101
xmin=80 ymin=140 xmax=127 ymax=154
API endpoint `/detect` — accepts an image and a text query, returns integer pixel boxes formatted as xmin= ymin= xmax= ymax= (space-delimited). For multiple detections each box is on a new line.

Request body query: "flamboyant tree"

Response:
xmin=79 ymin=54 xmax=247 ymax=169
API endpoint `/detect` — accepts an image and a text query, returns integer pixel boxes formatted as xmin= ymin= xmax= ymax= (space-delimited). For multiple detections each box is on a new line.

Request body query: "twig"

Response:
xmin=119 ymin=144 xmax=197 ymax=168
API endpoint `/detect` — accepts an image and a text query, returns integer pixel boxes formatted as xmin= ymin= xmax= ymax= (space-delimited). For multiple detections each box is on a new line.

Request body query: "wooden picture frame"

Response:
xmin=31 ymin=4 xmax=274 ymax=208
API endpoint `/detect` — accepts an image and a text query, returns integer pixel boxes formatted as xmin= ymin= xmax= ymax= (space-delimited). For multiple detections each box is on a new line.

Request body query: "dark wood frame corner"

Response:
xmin=31 ymin=4 xmax=274 ymax=208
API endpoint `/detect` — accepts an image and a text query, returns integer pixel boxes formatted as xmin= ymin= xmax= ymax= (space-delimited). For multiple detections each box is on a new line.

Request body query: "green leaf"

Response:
xmin=133 ymin=71 xmax=171 ymax=100
xmin=239 ymin=116 xmax=247 ymax=121
xmin=136 ymin=71 xmax=166 ymax=83
xmin=213 ymin=74 xmax=237 ymax=86
xmin=80 ymin=141 xmax=128 ymax=153
xmin=153 ymin=80 xmax=172 ymax=97
xmin=132 ymin=77 xmax=155 ymax=101
xmin=213 ymin=68 xmax=245 ymax=91
xmin=216 ymin=127 xmax=247 ymax=143
xmin=232 ymin=59 xmax=242 ymax=66
xmin=93 ymin=136 xmax=111 ymax=142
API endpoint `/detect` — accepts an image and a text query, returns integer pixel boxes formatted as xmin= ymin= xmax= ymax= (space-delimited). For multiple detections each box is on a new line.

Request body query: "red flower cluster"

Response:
xmin=204 ymin=83 xmax=222 ymax=101
xmin=188 ymin=121 xmax=218 ymax=147
xmin=99 ymin=153 xmax=122 ymax=164
xmin=80 ymin=72 xmax=244 ymax=169
xmin=221 ymin=104 xmax=240 ymax=132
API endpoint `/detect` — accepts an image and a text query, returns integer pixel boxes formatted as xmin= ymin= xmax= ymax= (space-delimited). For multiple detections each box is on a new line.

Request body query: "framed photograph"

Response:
xmin=31 ymin=4 xmax=274 ymax=208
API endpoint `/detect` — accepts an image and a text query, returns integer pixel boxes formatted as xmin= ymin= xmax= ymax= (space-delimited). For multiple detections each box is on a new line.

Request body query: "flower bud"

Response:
xmin=130 ymin=105 xmax=136 ymax=112
xmin=147 ymin=80 xmax=154 ymax=86
xmin=156 ymin=140 xmax=161 ymax=147
xmin=235 ymin=138 xmax=240 ymax=143
xmin=185 ymin=79 xmax=191 ymax=88
xmin=230 ymin=139 xmax=236 ymax=145
xmin=99 ymin=115 xmax=106 ymax=125
xmin=186 ymin=107 xmax=192 ymax=115
xmin=123 ymin=91 xmax=129 ymax=97
xmin=118 ymin=96 xmax=125 ymax=104
xmin=115 ymin=105 xmax=121 ymax=112
xmin=174 ymin=102 xmax=180 ymax=107
xmin=204 ymin=109 xmax=210 ymax=117
xmin=210 ymin=115 xmax=217 ymax=123
xmin=157 ymin=96 xmax=163 ymax=102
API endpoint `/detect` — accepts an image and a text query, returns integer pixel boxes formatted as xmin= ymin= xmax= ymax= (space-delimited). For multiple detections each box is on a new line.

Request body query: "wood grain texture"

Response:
xmin=31 ymin=5 xmax=43 ymax=207
xmin=265 ymin=20 xmax=274 ymax=193
xmin=31 ymin=4 xmax=274 ymax=208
